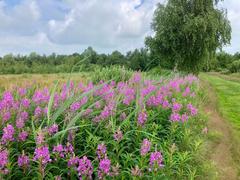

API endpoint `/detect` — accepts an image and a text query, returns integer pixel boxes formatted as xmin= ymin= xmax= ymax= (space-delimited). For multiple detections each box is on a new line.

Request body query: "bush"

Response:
xmin=228 ymin=60 xmax=240 ymax=73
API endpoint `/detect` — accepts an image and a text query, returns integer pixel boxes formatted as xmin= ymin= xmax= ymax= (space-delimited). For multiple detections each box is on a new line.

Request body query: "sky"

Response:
xmin=0 ymin=0 xmax=239 ymax=56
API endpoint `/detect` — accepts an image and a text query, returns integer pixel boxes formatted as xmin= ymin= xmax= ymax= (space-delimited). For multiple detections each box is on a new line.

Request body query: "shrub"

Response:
xmin=228 ymin=60 xmax=240 ymax=73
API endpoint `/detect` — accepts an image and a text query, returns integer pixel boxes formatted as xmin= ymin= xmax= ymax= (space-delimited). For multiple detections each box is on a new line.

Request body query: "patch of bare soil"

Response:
xmin=202 ymin=81 xmax=238 ymax=180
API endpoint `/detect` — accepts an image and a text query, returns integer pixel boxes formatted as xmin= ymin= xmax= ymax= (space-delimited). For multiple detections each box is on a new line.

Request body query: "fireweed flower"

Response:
xmin=48 ymin=124 xmax=58 ymax=135
xmin=18 ymin=131 xmax=28 ymax=142
xmin=0 ymin=149 xmax=8 ymax=168
xmin=2 ymin=91 xmax=14 ymax=108
xmin=113 ymin=129 xmax=123 ymax=142
xmin=162 ymin=100 xmax=170 ymax=109
xmin=170 ymin=113 xmax=181 ymax=122
xmin=182 ymin=87 xmax=191 ymax=97
xmin=53 ymin=144 xmax=65 ymax=158
xmin=21 ymin=98 xmax=30 ymax=108
xmin=131 ymin=72 xmax=141 ymax=83
xmin=149 ymin=151 xmax=164 ymax=171
xmin=172 ymin=102 xmax=182 ymax=112
xmin=97 ymin=143 xmax=107 ymax=160
xmin=34 ymin=106 xmax=42 ymax=118
xmin=1 ymin=124 xmax=15 ymax=144
xmin=187 ymin=104 xmax=198 ymax=116
xmin=16 ymin=111 xmax=29 ymax=129
xmin=18 ymin=88 xmax=27 ymax=97
xmin=98 ymin=158 xmax=111 ymax=179
xmin=70 ymin=97 xmax=88 ymax=112
xmin=36 ymin=131 xmax=45 ymax=145
xmin=18 ymin=154 xmax=29 ymax=168
xmin=137 ymin=110 xmax=147 ymax=126
xmin=33 ymin=146 xmax=51 ymax=166
xmin=65 ymin=143 xmax=74 ymax=155
xmin=122 ymin=87 xmax=135 ymax=105
xmin=95 ymin=101 xmax=101 ymax=109
xmin=1 ymin=112 xmax=11 ymax=122
xmin=68 ymin=156 xmax=79 ymax=168
xmin=140 ymin=139 xmax=151 ymax=156
xmin=100 ymin=101 xmax=115 ymax=120
xmin=0 ymin=149 xmax=8 ymax=174
xmin=77 ymin=156 xmax=93 ymax=179
xmin=181 ymin=113 xmax=189 ymax=122
xmin=82 ymin=108 xmax=93 ymax=117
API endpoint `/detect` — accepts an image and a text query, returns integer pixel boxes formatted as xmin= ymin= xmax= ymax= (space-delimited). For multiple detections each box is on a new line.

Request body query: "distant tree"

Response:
xmin=82 ymin=47 xmax=98 ymax=64
xmin=216 ymin=51 xmax=233 ymax=69
xmin=127 ymin=48 xmax=149 ymax=71
xmin=146 ymin=0 xmax=231 ymax=74
xmin=107 ymin=51 xmax=125 ymax=65
xmin=233 ymin=52 xmax=240 ymax=60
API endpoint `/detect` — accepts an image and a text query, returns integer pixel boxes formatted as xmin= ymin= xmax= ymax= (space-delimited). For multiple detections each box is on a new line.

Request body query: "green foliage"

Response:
xmin=0 ymin=47 xmax=152 ymax=74
xmin=91 ymin=66 xmax=133 ymax=83
xmin=146 ymin=0 xmax=231 ymax=74
xmin=228 ymin=60 xmax=240 ymax=73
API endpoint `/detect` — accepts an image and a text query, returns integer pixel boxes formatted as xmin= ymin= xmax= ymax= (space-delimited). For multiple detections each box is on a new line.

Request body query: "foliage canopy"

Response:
xmin=146 ymin=0 xmax=231 ymax=74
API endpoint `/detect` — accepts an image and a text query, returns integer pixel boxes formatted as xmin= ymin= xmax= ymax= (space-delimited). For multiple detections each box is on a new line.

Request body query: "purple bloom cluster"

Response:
xmin=98 ymin=158 xmax=111 ymax=178
xmin=77 ymin=156 xmax=93 ymax=179
xmin=138 ymin=110 xmax=147 ymax=126
xmin=97 ymin=143 xmax=107 ymax=160
xmin=18 ymin=154 xmax=30 ymax=168
xmin=48 ymin=124 xmax=58 ymax=135
xmin=0 ymin=149 xmax=8 ymax=173
xmin=140 ymin=139 xmax=151 ymax=156
xmin=18 ymin=131 xmax=28 ymax=142
xmin=149 ymin=151 xmax=164 ymax=172
xmin=33 ymin=146 xmax=51 ymax=166
xmin=1 ymin=124 xmax=15 ymax=144
xmin=0 ymin=73 xmax=200 ymax=178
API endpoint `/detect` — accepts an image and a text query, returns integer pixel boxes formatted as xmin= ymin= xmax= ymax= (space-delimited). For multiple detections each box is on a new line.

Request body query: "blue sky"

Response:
xmin=0 ymin=0 xmax=239 ymax=56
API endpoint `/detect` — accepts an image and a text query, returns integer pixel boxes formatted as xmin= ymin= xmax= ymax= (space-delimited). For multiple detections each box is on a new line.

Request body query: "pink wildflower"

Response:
xmin=140 ymin=139 xmax=151 ymax=156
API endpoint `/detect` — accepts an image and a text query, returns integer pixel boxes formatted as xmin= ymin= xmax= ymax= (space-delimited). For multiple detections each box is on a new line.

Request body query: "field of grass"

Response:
xmin=201 ymin=73 xmax=240 ymax=130
xmin=0 ymin=73 xmax=89 ymax=90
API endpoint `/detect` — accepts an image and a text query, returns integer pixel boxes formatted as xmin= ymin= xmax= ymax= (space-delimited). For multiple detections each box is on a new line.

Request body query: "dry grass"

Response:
xmin=0 ymin=73 xmax=89 ymax=91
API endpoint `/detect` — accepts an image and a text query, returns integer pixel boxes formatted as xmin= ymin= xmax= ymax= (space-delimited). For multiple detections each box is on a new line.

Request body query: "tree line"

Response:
xmin=0 ymin=47 xmax=154 ymax=74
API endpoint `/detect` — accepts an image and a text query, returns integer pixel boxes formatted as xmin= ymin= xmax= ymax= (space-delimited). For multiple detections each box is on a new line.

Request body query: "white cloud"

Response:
xmin=0 ymin=0 xmax=238 ymax=55
xmin=0 ymin=0 xmax=41 ymax=36
xmin=47 ymin=0 xmax=156 ymax=49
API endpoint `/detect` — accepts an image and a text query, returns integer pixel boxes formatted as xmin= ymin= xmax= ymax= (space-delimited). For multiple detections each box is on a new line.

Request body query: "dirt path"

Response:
xmin=202 ymin=80 xmax=238 ymax=180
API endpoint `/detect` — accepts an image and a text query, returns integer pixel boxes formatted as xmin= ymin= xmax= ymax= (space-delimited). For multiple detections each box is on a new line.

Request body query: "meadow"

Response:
xmin=0 ymin=68 xmax=209 ymax=179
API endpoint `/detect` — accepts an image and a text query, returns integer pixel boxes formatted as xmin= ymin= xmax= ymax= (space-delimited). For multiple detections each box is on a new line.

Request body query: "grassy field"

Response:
xmin=201 ymin=73 xmax=240 ymax=130
xmin=201 ymin=73 xmax=240 ymax=174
